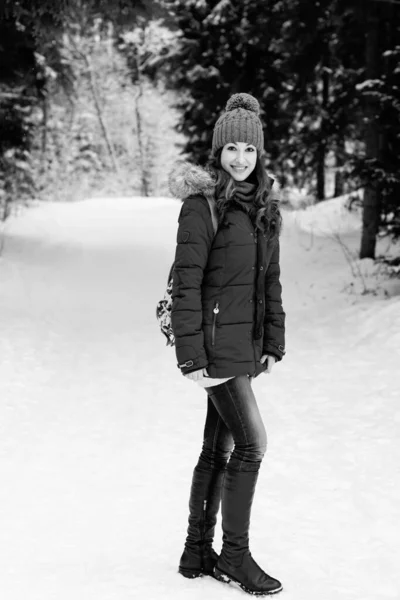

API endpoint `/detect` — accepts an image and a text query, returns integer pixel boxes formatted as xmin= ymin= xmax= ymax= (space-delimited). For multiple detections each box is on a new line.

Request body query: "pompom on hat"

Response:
xmin=212 ymin=92 xmax=264 ymax=155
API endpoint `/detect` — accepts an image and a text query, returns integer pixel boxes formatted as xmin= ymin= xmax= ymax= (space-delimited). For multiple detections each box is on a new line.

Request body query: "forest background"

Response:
xmin=0 ymin=0 xmax=399 ymax=261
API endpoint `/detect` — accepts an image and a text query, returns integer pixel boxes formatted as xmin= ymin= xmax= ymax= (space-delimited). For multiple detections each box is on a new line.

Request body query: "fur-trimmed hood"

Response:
xmin=168 ymin=160 xmax=276 ymax=200
xmin=168 ymin=161 xmax=216 ymax=199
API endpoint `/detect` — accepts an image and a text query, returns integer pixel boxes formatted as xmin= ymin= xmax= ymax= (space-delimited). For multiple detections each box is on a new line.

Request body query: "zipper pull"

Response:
xmin=213 ymin=302 xmax=220 ymax=314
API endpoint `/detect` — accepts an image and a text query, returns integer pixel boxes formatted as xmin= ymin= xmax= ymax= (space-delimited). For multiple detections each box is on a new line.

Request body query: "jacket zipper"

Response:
xmin=211 ymin=302 xmax=219 ymax=346
xmin=252 ymin=229 xmax=258 ymax=373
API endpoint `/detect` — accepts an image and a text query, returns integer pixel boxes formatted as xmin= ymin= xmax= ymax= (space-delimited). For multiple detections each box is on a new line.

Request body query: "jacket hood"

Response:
xmin=168 ymin=161 xmax=216 ymax=199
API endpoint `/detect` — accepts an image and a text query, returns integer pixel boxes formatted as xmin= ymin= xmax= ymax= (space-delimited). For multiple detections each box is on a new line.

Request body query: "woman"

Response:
xmin=169 ymin=93 xmax=286 ymax=596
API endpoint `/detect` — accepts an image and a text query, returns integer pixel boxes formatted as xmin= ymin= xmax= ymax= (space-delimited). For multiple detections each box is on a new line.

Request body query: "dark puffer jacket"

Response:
xmin=170 ymin=164 xmax=286 ymax=379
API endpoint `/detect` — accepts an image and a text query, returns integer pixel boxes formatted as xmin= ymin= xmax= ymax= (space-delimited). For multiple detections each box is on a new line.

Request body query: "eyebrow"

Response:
xmin=228 ymin=143 xmax=255 ymax=147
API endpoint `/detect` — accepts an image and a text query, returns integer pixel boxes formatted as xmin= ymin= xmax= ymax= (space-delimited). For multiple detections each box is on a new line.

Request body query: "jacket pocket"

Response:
xmin=211 ymin=301 xmax=220 ymax=346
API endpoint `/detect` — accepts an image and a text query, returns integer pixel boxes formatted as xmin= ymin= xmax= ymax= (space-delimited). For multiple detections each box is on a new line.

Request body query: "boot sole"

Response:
xmin=178 ymin=566 xmax=203 ymax=578
xmin=213 ymin=566 xmax=283 ymax=596
xmin=179 ymin=565 xmax=218 ymax=579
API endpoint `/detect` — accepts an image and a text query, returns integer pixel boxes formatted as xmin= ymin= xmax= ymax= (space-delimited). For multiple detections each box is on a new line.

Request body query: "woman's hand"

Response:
xmin=260 ymin=354 xmax=276 ymax=374
xmin=184 ymin=367 xmax=209 ymax=381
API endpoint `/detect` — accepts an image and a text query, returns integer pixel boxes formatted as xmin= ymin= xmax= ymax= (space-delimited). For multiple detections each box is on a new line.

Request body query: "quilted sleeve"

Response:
xmin=262 ymin=240 xmax=286 ymax=362
xmin=171 ymin=196 xmax=214 ymax=375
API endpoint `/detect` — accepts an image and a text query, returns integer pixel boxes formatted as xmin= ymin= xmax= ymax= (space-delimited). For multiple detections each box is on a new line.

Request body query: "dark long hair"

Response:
xmin=206 ymin=149 xmax=282 ymax=243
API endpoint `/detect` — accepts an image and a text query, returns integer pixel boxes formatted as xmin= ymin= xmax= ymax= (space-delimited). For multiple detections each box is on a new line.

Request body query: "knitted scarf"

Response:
xmin=214 ymin=179 xmax=255 ymax=218
xmin=233 ymin=180 xmax=257 ymax=203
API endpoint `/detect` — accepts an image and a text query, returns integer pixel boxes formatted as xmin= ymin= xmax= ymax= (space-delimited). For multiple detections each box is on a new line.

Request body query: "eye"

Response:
xmin=246 ymin=147 xmax=255 ymax=152
xmin=226 ymin=145 xmax=237 ymax=151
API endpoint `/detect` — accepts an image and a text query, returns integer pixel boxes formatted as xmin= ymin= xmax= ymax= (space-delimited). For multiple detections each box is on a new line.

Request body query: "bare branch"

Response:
xmin=84 ymin=54 xmax=121 ymax=176
xmin=66 ymin=32 xmax=120 ymax=176
xmin=0 ymin=92 xmax=37 ymax=101
xmin=371 ymin=0 xmax=400 ymax=5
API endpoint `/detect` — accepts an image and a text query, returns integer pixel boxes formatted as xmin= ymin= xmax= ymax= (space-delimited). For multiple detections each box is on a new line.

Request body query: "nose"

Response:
xmin=234 ymin=149 xmax=246 ymax=165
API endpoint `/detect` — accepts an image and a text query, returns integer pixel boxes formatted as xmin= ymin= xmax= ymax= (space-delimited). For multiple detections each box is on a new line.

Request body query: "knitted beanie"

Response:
xmin=212 ymin=93 xmax=264 ymax=155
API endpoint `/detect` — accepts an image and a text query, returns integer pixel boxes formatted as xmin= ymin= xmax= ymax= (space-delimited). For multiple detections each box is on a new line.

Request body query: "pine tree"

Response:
xmin=160 ymin=0 xmax=288 ymax=165
xmin=160 ymin=0 xmax=365 ymax=198
xmin=357 ymin=0 xmax=400 ymax=256
xmin=0 ymin=0 xmax=169 ymax=212
xmin=270 ymin=0 xmax=365 ymax=199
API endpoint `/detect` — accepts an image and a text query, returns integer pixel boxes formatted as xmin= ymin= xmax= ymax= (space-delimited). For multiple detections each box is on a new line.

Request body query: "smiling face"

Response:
xmin=220 ymin=142 xmax=257 ymax=181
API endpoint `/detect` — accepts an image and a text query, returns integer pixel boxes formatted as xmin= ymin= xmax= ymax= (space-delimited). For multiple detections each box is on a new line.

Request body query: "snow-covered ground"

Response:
xmin=0 ymin=196 xmax=399 ymax=600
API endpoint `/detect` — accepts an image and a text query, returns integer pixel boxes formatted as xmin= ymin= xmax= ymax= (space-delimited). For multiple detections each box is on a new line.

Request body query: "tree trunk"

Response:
xmin=316 ymin=142 xmax=325 ymax=201
xmin=40 ymin=96 xmax=48 ymax=174
xmin=134 ymin=46 xmax=149 ymax=197
xmin=334 ymin=137 xmax=346 ymax=197
xmin=334 ymin=167 xmax=344 ymax=197
xmin=84 ymin=54 xmax=120 ymax=176
xmin=316 ymin=64 xmax=330 ymax=201
xmin=360 ymin=0 xmax=382 ymax=259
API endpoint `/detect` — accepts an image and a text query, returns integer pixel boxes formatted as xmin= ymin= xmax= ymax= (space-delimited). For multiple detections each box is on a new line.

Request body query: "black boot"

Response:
xmin=179 ymin=466 xmax=225 ymax=578
xmin=214 ymin=469 xmax=283 ymax=596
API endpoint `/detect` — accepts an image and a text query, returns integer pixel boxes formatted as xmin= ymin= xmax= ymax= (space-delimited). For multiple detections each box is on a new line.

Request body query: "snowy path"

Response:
xmin=0 ymin=198 xmax=399 ymax=600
